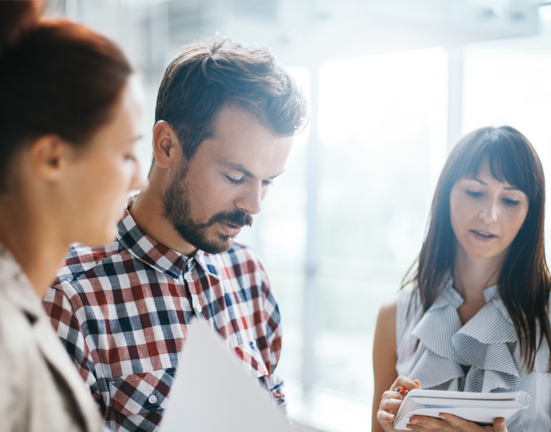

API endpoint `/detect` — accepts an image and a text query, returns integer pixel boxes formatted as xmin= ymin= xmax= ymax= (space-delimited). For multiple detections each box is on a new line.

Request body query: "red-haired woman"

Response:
xmin=373 ymin=127 xmax=551 ymax=432
xmin=0 ymin=1 xmax=145 ymax=430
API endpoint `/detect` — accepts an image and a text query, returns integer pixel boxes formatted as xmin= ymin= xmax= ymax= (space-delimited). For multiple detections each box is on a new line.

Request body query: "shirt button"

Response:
xmin=195 ymin=303 xmax=202 ymax=313
xmin=148 ymin=395 xmax=158 ymax=404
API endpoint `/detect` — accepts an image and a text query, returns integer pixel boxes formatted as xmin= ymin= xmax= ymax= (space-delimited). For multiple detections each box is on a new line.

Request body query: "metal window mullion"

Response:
xmin=303 ymin=64 xmax=320 ymax=401
xmin=447 ymin=47 xmax=464 ymax=150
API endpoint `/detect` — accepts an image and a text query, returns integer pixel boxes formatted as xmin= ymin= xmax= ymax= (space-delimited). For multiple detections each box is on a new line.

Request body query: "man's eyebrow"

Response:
xmin=222 ymin=162 xmax=284 ymax=180
xmin=223 ymin=163 xmax=255 ymax=178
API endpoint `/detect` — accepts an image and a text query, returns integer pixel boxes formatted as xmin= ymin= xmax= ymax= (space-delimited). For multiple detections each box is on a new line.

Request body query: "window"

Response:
xmin=239 ymin=49 xmax=449 ymax=430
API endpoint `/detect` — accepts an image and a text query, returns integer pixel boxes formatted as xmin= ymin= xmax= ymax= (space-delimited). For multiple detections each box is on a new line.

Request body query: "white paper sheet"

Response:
xmin=160 ymin=319 xmax=293 ymax=432
xmin=393 ymin=389 xmax=531 ymax=430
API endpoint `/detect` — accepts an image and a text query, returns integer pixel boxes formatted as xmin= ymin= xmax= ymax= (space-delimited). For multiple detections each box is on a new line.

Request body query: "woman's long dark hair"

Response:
xmin=403 ymin=126 xmax=551 ymax=373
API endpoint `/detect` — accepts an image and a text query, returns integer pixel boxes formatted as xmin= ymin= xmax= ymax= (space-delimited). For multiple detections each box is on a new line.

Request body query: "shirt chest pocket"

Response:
xmin=108 ymin=368 xmax=175 ymax=428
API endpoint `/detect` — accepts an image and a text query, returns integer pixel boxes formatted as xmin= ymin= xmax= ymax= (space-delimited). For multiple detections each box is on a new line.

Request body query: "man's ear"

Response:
xmin=153 ymin=121 xmax=182 ymax=169
xmin=28 ymin=135 xmax=68 ymax=183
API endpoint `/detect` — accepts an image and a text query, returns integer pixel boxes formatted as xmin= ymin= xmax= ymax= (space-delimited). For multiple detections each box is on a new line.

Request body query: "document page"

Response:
xmin=160 ymin=319 xmax=293 ymax=432
xmin=393 ymin=389 xmax=531 ymax=430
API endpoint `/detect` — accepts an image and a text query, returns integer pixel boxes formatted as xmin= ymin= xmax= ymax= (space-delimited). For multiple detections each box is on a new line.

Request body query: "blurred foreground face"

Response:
xmin=450 ymin=161 xmax=529 ymax=260
xmin=163 ymin=105 xmax=293 ymax=254
xmin=62 ymin=75 xmax=146 ymax=246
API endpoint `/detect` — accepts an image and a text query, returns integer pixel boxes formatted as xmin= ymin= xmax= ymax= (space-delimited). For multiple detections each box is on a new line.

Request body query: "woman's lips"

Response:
xmin=470 ymin=229 xmax=497 ymax=242
xmin=218 ymin=221 xmax=243 ymax=236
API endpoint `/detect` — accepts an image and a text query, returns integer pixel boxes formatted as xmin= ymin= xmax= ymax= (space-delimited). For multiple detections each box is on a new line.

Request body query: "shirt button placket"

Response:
xmin=184 ymin=271 xmax=202 ymax=315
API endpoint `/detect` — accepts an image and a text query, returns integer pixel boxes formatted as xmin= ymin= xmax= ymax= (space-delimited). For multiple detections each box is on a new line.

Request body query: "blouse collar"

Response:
xmin=409 ymin=276 xmax=520 ymax=392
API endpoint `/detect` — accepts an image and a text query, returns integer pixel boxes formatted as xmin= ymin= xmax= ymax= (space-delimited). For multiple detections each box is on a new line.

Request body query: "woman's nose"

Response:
xmin=479 ymin=200 xmax=498 ymax=224
xmin=131 ymin=158 xmax=148 ymax=192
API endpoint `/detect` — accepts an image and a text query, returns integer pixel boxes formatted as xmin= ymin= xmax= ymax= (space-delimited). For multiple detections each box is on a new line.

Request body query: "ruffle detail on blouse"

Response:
xmin=409 ymin=280 xmax=520 ymax=393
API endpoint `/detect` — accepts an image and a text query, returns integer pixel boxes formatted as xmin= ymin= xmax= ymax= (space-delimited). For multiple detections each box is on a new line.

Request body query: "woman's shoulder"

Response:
xmin=378 ymin=286 xmax=420 ymax=327
xmin=378 ymin=295 xmax=398 ymax=318
xmin=376 ymin=295 xmax=398 ymax=336
xmin=395 ymin=284 xmax=422 ymax=318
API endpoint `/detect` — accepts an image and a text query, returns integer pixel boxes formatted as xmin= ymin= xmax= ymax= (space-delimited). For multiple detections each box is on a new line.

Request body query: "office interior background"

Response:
xmin=46 ymin=0 xmax=551 ymax=430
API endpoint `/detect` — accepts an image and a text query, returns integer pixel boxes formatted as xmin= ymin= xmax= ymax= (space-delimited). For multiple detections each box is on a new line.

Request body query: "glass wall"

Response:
xmin=249 ymin=49 xmax=449 ymax=430
xmin=463 ymin=43 xmax=551 ymax=255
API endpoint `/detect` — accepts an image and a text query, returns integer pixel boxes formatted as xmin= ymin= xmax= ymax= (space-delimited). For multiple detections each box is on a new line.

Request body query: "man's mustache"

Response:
xmin=205 ymin=210 xmax=253 ymax=229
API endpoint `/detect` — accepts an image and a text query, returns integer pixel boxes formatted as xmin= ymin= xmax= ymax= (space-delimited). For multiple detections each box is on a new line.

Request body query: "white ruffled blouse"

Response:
xmin=396 ymin=279 xmax=551 ymax=431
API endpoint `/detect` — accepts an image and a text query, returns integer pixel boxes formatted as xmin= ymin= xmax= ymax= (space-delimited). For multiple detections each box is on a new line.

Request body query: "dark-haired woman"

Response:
xmin=372 ymin=126 xmax=551 ymax=432
xmin=0 ymin=1 xmax=144 ymax=430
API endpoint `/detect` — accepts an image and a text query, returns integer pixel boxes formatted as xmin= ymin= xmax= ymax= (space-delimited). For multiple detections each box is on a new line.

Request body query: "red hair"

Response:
xmin=0 ymin=0 xmax=133 ymax=189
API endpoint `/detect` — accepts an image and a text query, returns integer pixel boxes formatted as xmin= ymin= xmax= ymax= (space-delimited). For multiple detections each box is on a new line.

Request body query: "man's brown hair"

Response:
xmin=154 ymin=36 xmax=308 ymax=162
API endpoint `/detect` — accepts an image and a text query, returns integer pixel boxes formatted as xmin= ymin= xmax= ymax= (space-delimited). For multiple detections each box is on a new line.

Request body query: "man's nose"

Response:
xmin=235 ymin=182 xmax=262 ymax=215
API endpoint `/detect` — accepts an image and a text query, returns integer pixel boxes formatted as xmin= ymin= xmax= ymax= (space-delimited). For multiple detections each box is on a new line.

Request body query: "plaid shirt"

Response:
xmin=43 ymin=206 xmax=284 ymax=432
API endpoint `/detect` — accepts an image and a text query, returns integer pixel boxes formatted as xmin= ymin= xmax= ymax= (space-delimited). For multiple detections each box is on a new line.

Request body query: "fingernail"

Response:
xmin=409 ymin=420 xmax=419 ymax=425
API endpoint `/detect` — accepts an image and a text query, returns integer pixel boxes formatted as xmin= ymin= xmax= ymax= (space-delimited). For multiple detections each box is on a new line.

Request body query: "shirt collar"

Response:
xmin=195 ymin=250 xmax=221 ymax=279
xmin=410 ymin=275 xmax=520 ymax=391
xmin=117 ymin=204 xmax=220 ymax=280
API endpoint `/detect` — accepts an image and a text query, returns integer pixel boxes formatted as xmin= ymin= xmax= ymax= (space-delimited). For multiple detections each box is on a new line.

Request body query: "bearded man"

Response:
xmin=43 ymin=38 xmax=307 ymax=432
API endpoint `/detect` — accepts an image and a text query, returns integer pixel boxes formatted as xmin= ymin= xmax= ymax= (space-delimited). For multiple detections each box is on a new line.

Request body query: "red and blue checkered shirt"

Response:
xmin=43 ymin=206 xmax=284 ymax=432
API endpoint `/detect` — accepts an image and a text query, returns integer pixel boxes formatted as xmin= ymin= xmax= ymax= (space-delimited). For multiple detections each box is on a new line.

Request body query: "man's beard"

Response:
xmin=162 ymin=163 xmax=253 ymax=254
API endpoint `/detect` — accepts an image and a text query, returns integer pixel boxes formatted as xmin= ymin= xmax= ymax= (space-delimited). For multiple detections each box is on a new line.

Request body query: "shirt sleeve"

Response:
xmin=256 ymin=259 xmax=286 ymax=411
xmin=43 ymin=285 xmax=105 ymax=415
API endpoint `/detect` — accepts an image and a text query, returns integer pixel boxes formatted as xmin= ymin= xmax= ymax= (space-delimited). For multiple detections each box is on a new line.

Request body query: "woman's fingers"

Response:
xmin=391 ymin=375 xmax=422 ymax=393
xmin=377 ymin=408 xmax=396 ymax=424
xmin=407 ymin=415 xmax=451 ymax=431
xmin=377 ymin=377 xmax=422 ymax=432
xmin=382 ymin=389 xmax=404 ymax=400
xmin=379 ymin=396 xmax=403 ymax=413
xmin=377 ymin=376 xmax=422 ymax=432
xmin=437 ymin=413 xmax=507 ymax=432
xmin=492 ymin=418 xmax=507 ymax=432
xmin=377 ymin=392 xmax=403 ymax=430
xmin=406 ymin=413 xmax=507 ymax=432
xmin=439 ymin=413 xmax=477 ymax=429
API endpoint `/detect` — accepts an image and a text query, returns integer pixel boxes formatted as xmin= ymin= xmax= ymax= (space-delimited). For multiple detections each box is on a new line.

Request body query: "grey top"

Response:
xmin=0 ymin=244 xmax=106 ymax=432
xmin=396 ymin=279 xmax=551 ymax=432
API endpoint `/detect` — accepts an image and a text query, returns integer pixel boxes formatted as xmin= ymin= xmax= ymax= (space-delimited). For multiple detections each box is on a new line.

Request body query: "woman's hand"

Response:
xmin=407 ymin=414 xmax=508 ymax=432
xmin=376 ymin=375 xmax=422 ymax=432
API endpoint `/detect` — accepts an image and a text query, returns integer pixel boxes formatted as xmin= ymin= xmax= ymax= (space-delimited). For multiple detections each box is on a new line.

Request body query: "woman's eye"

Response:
xmin=226 ymin=175 xmax=244 ymax=184
xmin=262 ymin=180 xmax=273 ymax=187
xmin=503 ymin=198 xmax=520 ymax=206
xmin=125 ymin=154 xmax=137 ymax=162
xmin=466 ymin=190 xmax=483 ymax=198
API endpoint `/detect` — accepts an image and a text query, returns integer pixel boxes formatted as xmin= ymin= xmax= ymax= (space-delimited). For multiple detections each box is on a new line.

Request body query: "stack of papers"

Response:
xmin=394 ymin=389 xmax=531 ymax=430
xmin=160 ymin=319 xmax=293 ymax=432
